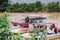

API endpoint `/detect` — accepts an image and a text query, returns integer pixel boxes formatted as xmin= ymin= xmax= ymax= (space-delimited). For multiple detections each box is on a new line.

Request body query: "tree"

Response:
xmin=0 ymin=0 xmax=8 ymax=12
xmin=41 ymin=5 xmax=48 ymax=12
xmin=34 ymin=1 xmax=42 ymax=12
xmin=48 ymin=2 xmax=59 ymax=12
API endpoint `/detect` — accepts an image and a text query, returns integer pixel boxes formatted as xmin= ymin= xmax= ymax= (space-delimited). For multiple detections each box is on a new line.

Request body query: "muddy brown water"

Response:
xmin=0 ymin=12 xmax=60 ymax=28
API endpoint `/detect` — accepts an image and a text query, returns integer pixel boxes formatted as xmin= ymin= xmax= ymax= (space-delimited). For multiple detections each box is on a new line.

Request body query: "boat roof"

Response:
xmin=29 ymin=17 xmax=46 ymax=20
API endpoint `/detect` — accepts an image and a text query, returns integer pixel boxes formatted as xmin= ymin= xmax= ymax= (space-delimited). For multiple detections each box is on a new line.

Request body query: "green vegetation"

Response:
xmin=0 ymin=0 xmax=8 ymax=12
xmin=48 ymin=2 xmax=60 ymax=12
xmin=0 ymin=1 xmax=60 ymax=12
xmin=0 ymin=12 xmax=22 ymax=40
xmin=7 ymin=1 xmax=42 ymax=12
xmin=0 ymin=12 xmax=11 ymax=40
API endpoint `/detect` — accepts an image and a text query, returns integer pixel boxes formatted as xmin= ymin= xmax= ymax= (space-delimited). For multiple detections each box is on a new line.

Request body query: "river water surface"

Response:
xmin=0 ymin=12 xmax=60 ymax=28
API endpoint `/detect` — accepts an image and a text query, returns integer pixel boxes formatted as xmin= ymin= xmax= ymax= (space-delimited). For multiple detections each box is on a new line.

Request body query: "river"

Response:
xmin=0 ymin=12 xmax=60 ymax=28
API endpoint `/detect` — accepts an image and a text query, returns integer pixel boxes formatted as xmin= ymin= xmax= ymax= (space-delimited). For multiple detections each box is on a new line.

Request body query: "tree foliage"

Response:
xmin=0 ymin=1 xmax=60 ymax=12
xmin=48 ymin=2 xmax=60 ymax=12
xmin=8 ymin=1 xmax=42 ymax=12
xmin=0 ymin=0 xmax=8 ymax=12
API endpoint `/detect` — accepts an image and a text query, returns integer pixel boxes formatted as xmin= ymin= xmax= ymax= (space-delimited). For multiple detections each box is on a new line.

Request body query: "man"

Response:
xmin=25 ymin=16 xmax=29 ymax=23
xmin=40 ymin=25 xmax=47 ymax=40
xmin=50 ymin=24 xmax=55 ymax=30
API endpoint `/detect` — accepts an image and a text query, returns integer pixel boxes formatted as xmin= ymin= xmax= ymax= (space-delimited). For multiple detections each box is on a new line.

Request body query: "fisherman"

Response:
xmin=25 ymin=16 xmax=29 ymax=23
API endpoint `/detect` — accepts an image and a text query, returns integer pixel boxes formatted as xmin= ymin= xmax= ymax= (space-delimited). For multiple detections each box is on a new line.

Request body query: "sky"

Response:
xmin=9 ymin=0 xmax=60 ymax=4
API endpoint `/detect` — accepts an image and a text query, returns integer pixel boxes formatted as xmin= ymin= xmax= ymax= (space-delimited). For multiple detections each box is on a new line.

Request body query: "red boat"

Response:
xmin=11 ymin=17 xmax=46 ymax=28
xmin=11 ymin=22 xmax=29 ymax=27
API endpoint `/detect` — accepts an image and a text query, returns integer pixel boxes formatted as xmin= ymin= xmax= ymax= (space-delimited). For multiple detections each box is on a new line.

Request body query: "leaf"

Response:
xmin=0 ymin=28 xmax=5 ymax=33
xmin=0 ymin=36 xmax=1 ymax=38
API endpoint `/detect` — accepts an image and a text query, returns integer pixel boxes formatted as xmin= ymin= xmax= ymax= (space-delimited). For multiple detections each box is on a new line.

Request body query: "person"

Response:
xmin=40 ymin=25 xmax=47 ymax=40
xmin=25 ymin=16 xmax=29 ymax=23
xmin=29 ymin=23 xmax=35 ymax=30
xmin=43 ymin=25 xmax=47 ymax=34
xmin=36 ymin=24 xmax=40 ymax=29
xmin=54 ymin=27 xmax=59 ymax=34
xmin=50 ymin=24 xmax=55 ymax=30
xmin=33 ymin=24 xmax=36 ymax=28
xmin=58 ymin=28 xmax=60 ymax=33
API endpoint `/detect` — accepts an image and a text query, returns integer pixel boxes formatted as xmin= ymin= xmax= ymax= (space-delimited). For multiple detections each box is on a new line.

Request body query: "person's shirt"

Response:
xmin=50 ymin=24 xmax=55 ymax=30
xmin=29 ymin=24 xmax=34 ymax=30
xmin=48 ymin=27 xmax=54 ymax=33
xmin=43 ymin=29 xmax=48 ymax=35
